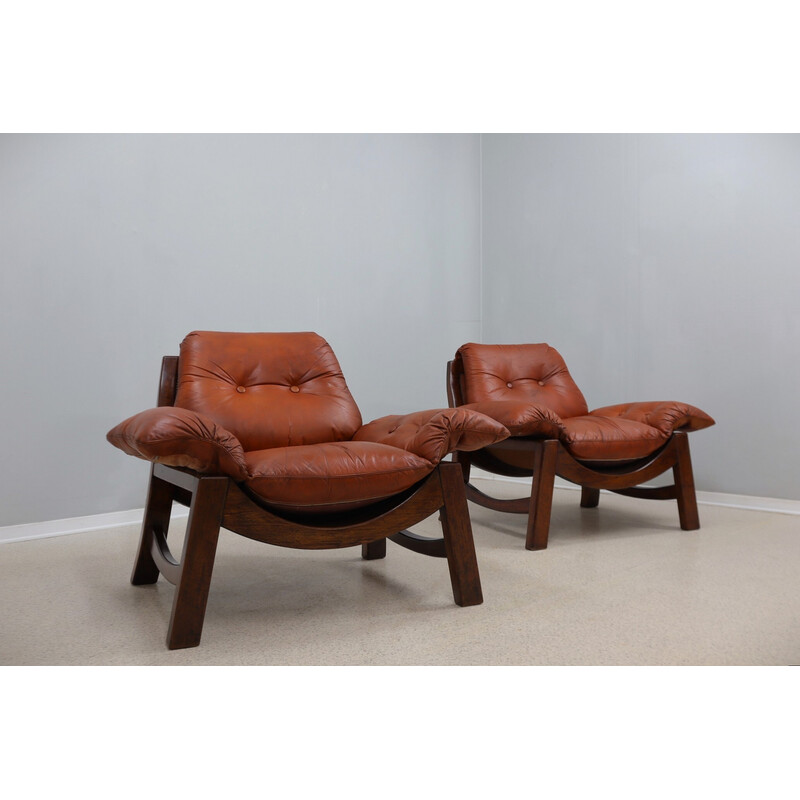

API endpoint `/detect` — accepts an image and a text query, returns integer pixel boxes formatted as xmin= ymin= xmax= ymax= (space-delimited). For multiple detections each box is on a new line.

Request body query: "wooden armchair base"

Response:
xmin=455 ymin=430 xmax=699 ymax=551
xmin=132 ymin=461 xmax=482 ymax=650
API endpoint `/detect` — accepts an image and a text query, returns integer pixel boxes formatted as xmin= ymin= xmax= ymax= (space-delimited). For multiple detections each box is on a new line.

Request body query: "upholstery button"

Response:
xmin=236 ymin=386 xmax=246 ymax=393
xmin=538 ymin=380 xmax=545 ymax=386
xmin=290 ymin=385 xmax=300 ymax=393
xmin=506 ymin=382 xmax=513 ymax=388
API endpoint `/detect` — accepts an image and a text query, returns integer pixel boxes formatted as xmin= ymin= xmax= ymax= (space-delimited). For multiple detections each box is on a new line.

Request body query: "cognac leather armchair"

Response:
xmin=107 ymin=331 xmax=509 ymax=649
xmin=446 ymin=343 xmax=715 ymax=551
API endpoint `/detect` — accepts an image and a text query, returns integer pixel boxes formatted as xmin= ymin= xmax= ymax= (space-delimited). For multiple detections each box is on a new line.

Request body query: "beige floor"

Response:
xmin=1 ymin=478 xmax=798 ymax=665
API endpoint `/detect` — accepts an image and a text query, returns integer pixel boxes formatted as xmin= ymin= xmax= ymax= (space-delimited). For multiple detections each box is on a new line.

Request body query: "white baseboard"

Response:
xmin=1 ymin=472 xmax=798 ymax=545
xmin=471 ymin=469 xmax=800 ymax=517
xmin=0 ymin=506 xmax=189 ymax=545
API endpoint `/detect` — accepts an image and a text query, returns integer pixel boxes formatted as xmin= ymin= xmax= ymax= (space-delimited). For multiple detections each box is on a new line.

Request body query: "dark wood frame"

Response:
xmin=446 ymin=359 xmax=700 ymax=551
xmin=131 ymin=357 xmax=483 ymax=650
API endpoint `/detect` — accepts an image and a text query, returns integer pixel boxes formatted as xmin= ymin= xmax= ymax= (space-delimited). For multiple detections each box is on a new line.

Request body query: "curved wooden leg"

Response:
xmin=362 ymin=538 xmax=387 ymax=560
xmin=166 ymin=477 xmax=228 ymax=650
xmin=131 ymin=466 xmax=174 ymax=585
xmin=438 ymin=462 xmax=483 ymax=607
xmin=580 ymin=487 xmax=600 ymax=508
xmin=673 ymin=432 xmax=700 ymax=531
xmin=526 ymin=439 xmax=558 ymax=551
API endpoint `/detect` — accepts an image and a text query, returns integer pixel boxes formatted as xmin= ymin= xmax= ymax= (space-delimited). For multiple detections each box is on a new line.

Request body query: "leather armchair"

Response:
xmin=108 ymin=331 xmax=509 ymax=649
xmin=447 ymin=343 xmax=714 ymax=550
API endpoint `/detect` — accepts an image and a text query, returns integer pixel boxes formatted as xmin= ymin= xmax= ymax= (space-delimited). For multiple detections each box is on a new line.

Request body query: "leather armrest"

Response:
xmin=459 ymin=400 xmax=565 ymax=438
xmin=353 ymin=407 xmax=509 ymax=464
xmin=589 ymin=401 xmax=715 ymax=435
xmin=106 ymin=407 xmax=249 ymax=480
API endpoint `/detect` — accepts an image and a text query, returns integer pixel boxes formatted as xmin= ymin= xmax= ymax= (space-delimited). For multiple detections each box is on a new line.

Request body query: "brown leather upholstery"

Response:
xmin=174 ymin=331 xmax=363 ymax=452
xmin=457 ymin=343 xmax=589 ymax=419
xmin=449 ymin=341 xmax=715 ymax=551
xmin=353 ymin=407 xmax=509 ymax=464
xmin=589 ymin=401 xmax=714 ymax=435
xmin=455 ymin=343 xmax=714 ymax=460
xmin=245 ymin=442 xmax=432 ymax=513
xmin=107 ymin=406 xmax=248 ymax=480
xmin=459 ymin=400 xmax=565 ymax=438
xmin=447 ymin=343 xmax=714 ymax=550
xmin=110 ymin=332 xmax=506 ymax=649
xmin=560 ymin=416 xmax=666 ymax=461
xmin=108 ymin=332 xmax=510 ymax=515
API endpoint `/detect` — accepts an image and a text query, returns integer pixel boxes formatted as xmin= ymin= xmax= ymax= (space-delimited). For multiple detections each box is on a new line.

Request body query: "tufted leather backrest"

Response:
xmin=456 ymin=343 xmax=589 ymax=419
xmin=174 ymin=331 xmax=363 ymax=451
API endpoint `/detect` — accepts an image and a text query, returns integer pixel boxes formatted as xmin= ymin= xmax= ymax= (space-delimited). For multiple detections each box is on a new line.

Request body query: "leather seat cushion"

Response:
xmin=560 ymin=416 xmax=666 ymax=461
xmin=244 ymin=441 xmax=433 ymax=514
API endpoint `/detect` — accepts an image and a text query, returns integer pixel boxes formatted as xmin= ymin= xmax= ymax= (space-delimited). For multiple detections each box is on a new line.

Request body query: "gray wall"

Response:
xmin=0 ymin=134 xmax=481 ymax=525
xmin=481 ymin=133 xmax=800 ymax=499
xmin=3 ymin=133 xmax=798 ymax=527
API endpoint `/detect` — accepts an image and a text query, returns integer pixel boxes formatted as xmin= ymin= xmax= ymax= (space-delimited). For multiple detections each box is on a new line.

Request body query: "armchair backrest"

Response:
xmin=455 ymin=342 xmax=589 ymax=419
xmin=174 ymin=331 xmax=363 ymax=451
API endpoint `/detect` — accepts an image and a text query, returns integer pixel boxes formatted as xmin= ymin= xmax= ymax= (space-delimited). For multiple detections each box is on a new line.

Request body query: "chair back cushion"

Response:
xmin=174 ymin=331 xmax=363 ymax=451
xmin=456 ymin=343 xmax=589 ymax=419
